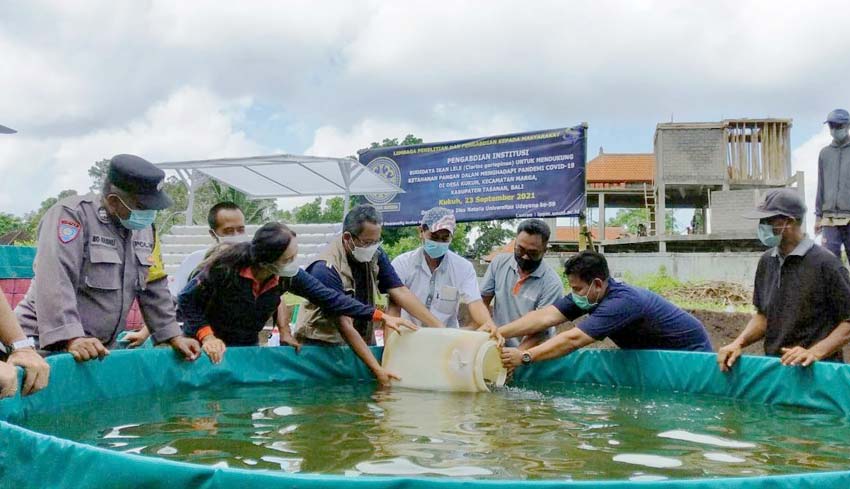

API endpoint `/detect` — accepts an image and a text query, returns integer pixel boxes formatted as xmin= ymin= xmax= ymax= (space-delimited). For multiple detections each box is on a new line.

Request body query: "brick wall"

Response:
xmin=710 ymin=189 xmax=759 ymax=233
xmin=656 ymin=128 xmax=726 ymax=184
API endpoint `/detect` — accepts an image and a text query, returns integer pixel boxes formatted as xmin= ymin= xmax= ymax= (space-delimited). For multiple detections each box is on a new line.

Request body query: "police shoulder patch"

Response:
xmin=58 ymin=219 xmax=82 ymax=244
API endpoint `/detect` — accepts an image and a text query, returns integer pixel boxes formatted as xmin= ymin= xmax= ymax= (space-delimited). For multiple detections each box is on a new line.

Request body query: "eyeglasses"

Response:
xmin=352 ymin=235 xmax=382 ymax=248
xmin=828 ymin=122 xmax=848 ymax=130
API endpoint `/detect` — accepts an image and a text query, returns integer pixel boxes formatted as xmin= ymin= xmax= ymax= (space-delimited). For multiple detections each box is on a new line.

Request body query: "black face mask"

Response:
xmin=515 ymin=253 xmax=543 ymax=273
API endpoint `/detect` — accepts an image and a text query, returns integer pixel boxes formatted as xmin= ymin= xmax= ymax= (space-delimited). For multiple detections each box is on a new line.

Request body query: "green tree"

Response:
xmin=88 ymin=158 xmax=111 ymax=192
xmin=369 ymin=134 xmax=423 ymax=149
xmin=0 ymin=213 xmax=23 ymax=236
xmin=606 ymin=208 xmax=678 ymax=234
xmin=24 ymin=190 xmax=79 ymax=236
xmin=468 ymin=220 xmax=516 ymax=259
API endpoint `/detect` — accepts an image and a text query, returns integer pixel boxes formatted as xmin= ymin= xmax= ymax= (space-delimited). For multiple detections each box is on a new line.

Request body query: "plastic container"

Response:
xmin=382 ymin=328 xmax=507 ymax=392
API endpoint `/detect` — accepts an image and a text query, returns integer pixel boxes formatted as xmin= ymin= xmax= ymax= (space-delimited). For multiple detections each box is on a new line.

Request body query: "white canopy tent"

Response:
xmin=156 ymin=154 xmax=404 ymax=224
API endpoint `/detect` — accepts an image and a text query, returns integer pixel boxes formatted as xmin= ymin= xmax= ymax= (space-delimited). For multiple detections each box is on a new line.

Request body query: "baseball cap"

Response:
xmin=742 ymin=188 xmax=806 ymax=221
xmin=825 ymin=109 xmax=850 ymax=125
xmin=421 ymin=207 xmax=456 ymax=234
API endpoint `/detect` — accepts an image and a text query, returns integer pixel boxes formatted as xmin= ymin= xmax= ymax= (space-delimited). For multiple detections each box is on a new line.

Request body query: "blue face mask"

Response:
xmin=571 ymin=282 xmax=598 ymax=311
xmin=115 ymin=195 xmax=157 ymax=230
xmin=757 ymin=223 xmax=781 ymax=248
xmin=424 ymin=239 xmax=450 ymax=259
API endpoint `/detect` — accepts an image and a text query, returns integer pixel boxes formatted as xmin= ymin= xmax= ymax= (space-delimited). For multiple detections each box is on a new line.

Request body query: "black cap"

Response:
xmin=107 ymin=154 xmax=173 ymax=210
xmin=742 ymin=188 xmax=806 ymax=221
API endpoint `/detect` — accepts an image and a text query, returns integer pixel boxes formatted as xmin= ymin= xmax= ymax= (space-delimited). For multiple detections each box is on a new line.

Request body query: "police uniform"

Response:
xmin=15 ymin=154 xmax=183 ymax=349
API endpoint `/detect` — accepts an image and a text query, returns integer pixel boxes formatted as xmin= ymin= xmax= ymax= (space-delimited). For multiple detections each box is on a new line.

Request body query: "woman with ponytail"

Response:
xmin=178 ymin=222 xmax=416 ymax=376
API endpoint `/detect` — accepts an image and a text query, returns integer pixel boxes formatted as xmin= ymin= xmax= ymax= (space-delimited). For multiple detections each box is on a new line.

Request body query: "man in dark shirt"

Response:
xmin=498 ymin=251 xmax=712 ymax=369
xmin=718 ymin=188 xmax=850 ymax=370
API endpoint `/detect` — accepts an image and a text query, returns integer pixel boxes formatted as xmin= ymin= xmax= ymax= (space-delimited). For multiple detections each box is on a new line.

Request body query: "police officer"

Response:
xmin=15 ymin=154 xmax=201 ymax=362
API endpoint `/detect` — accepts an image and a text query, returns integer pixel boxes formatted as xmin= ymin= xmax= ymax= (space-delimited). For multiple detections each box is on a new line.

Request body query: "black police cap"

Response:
xmin=107 ymin=154 xmax=173 ymax=210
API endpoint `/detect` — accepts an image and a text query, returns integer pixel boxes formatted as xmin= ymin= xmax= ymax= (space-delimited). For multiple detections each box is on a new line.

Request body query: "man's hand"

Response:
xmin=169 ymin=336 xmax=200 ymax=361
xmin=67 ymin=337 xmax=110 ymax=362
xmin=0 ymin=361 xmax=18 ymax=399
xmin=500 ymin=347 xmax=524 ymax=369
xmin=477 ymin=320 xmax=504 ymax=347
xmin=780 ymin=346 xmax=820 ymax=367
xmin=381 ymin=314 xmax=420 ymax=335
xmin=7 ymin=348 xmax=49 ymax=395
xmin=815 ymin=219 xmax=823 ymax=236
xmin=201 ymin=335 xmax=226 ymax=364
xmin=717 ymin=342 xmax=743 ymax=372
xmin=373 ymin=366 xmax=401 ymax=387
xmin=123 ymin=328 xmax=150 ymax=348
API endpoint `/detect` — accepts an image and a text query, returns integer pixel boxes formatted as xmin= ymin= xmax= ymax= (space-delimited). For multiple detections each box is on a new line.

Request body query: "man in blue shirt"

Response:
xmin=498 ymin=251 xmax=712 ymax=368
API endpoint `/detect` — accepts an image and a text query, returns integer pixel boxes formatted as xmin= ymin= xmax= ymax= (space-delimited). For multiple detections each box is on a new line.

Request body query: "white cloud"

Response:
xmin=0 ymin=87 xmax=264 ymax=215
xmin=5 ymin=0 xmax=850 ymax=220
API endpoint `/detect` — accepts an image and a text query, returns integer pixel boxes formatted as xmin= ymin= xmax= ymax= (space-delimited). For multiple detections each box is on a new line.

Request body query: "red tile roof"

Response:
xmin=587 ymin=153 xmax=654 ymax=184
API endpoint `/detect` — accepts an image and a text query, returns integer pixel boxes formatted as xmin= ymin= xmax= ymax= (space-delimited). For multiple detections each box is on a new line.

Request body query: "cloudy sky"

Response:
xmin=2 ymin=0 xmax=848 ymax=227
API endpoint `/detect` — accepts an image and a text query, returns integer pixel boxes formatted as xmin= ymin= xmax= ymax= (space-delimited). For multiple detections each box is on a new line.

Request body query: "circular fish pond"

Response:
xmin=2 ymin=347 xmax=850 ymax=488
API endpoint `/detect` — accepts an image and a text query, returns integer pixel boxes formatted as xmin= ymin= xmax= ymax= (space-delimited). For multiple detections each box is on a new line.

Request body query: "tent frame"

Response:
xmin=157 ymin=154 xmax=403 ymax=224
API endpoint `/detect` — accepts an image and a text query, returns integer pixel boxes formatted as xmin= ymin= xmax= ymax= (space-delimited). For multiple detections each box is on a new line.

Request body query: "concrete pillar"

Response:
xmin=656 ymin=184 xmax=666 ymax=237
xmin=597 ymin=193 xmax=606 ymax=244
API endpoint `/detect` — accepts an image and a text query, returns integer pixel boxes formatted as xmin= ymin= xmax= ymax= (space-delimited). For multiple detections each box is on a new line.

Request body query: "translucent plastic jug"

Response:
xmin=382 ymin=328 xmax=507 ymax=392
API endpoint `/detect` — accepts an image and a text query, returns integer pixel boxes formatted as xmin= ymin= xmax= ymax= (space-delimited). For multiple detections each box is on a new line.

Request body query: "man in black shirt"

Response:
xmin=718 ymin=188 xmax=850 ymax=370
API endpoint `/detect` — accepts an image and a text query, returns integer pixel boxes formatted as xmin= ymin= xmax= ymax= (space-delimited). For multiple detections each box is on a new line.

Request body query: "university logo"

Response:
xmin=364 ymin=157 xmax=401 ymax=205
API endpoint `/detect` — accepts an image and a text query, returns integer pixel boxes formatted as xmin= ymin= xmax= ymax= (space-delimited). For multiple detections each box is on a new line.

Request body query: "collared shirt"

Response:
xmin=15 ymin=193 xmax=182 ymax=349
xmin=179 ymin=267 xmax=378 ymax=346
xmin=481 ymin=253 xmax=563 ymax=345
xmin=391 ymin=248 xmax=482 ymax=328
xmin=554 ymin=280 xmax=713 ymax=352
xmin=239 ymin=266 xmax=280 ymax=297
xmin=754 ymin=239 xmax=850 ymax=361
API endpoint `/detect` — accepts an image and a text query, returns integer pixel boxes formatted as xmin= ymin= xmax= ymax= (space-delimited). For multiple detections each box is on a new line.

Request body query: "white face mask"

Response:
xmin=831 ymin=126 xmax=849 ymax=142
xmin=351 ymin=242 xmax=381 ymax=263
xmin=276 ymin=261 xmax=300 ymax=278
xmin=215 ymin=232 xmax=250 ymax=245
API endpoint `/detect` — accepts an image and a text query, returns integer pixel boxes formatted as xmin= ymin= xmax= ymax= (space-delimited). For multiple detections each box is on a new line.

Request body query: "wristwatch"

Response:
xmin=6 ymin=337 xmax=35 ymax=353
xmin=521 ymin=351 xmax=533 ymax=365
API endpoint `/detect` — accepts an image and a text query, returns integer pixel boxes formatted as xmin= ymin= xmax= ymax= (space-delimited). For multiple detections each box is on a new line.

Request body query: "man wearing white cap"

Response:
xmin=389 ymin=207 xmax=493 ymax=329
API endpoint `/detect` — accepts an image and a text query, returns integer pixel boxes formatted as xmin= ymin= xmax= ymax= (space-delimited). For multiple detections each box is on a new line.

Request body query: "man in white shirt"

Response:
xmin=167 ymin=202 xmax=248 ymax=297
xmin=389 ymin=207 xmax=492 ymax=328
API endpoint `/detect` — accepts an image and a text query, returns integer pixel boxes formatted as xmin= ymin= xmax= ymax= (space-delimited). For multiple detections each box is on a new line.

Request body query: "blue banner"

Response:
xmin=358 ymin=126 xmax=586 ymax=226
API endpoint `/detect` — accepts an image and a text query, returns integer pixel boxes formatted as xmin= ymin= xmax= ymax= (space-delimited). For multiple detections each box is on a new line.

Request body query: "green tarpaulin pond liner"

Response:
xmin=1 ymin=347 xmax=850 ymax=488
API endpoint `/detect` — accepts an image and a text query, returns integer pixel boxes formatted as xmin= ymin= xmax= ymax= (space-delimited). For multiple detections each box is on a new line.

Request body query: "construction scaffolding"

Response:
xmin=725 ymin=119 xmax=791 ymax=184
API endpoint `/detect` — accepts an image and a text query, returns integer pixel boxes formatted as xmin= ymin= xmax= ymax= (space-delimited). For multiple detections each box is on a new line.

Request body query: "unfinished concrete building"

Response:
xmin=576 ymin=118 xmax=803 ymax=284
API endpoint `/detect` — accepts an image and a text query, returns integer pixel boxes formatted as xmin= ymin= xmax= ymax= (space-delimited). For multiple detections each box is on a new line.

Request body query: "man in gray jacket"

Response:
xmin=15 ymin=155 xmax=201 ymax=362
xmin=815 ymin=108 xmax=850 ymax=257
